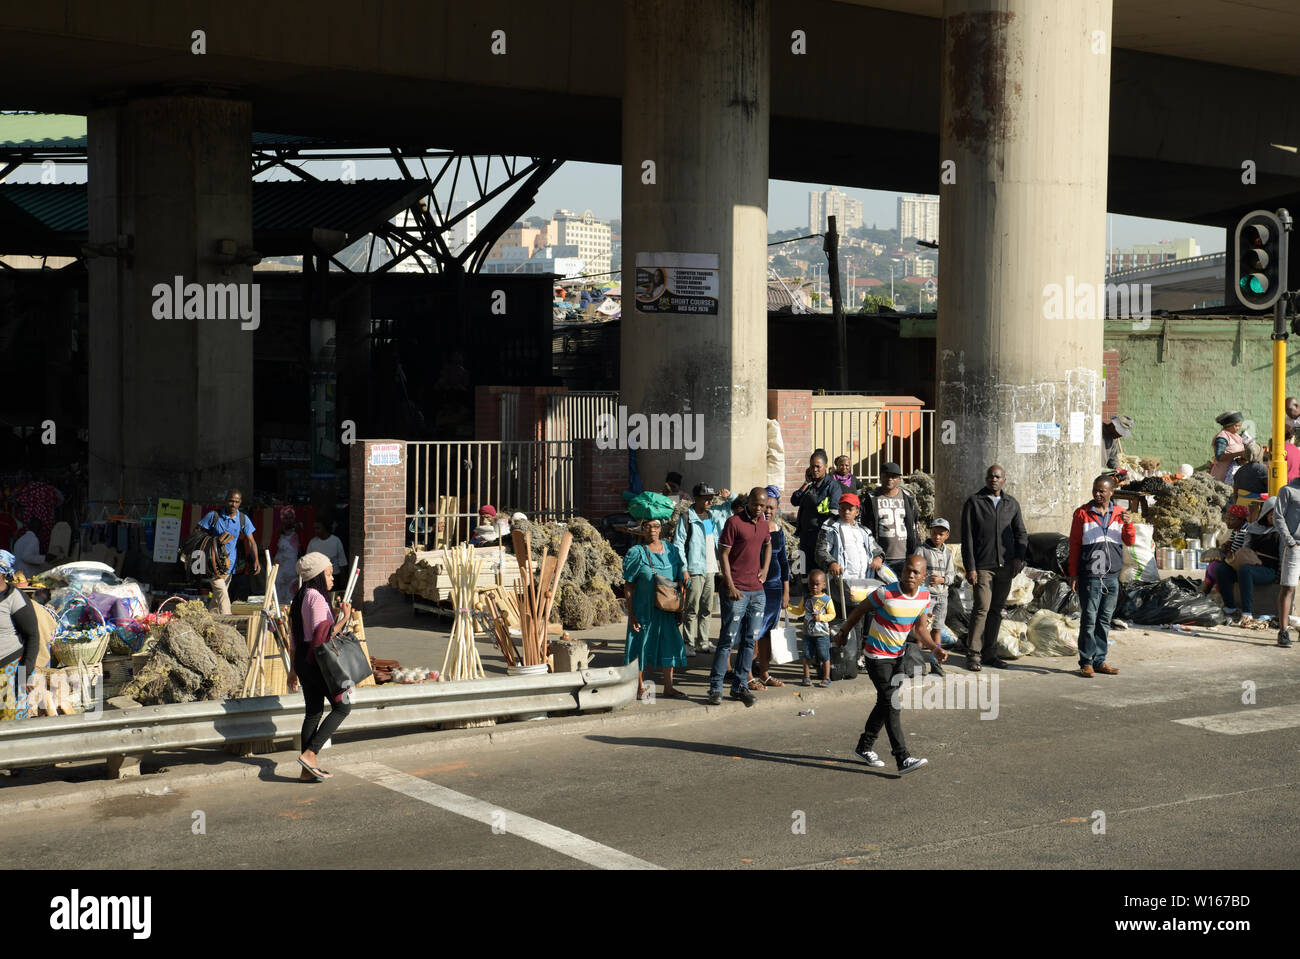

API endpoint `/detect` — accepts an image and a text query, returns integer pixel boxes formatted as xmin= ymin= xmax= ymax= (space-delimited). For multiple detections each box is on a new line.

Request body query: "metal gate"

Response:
xmin=811 ymin=408 xmax=935 ymax=487
xmin=406 ymin=440 xmax=578 ymax=547
xmin=544 ymin=391 xmax=620 ymax=442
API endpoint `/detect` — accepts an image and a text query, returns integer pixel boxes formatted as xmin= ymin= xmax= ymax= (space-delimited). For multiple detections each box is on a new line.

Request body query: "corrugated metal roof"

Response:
xmin=0 ymin=179 xmax=429 ymax=241
xmin=0 ymin=113 xmax=343 ymax=151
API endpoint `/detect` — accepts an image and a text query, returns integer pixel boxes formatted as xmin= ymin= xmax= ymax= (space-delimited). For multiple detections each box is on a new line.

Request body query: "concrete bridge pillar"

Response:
xmin=935 ymin=0 xmax=1113 ymax=532
xmin=620 ymin=0 xmax=770 ymax=496
xmin=88 ymin=96 xmax=254 ymax=506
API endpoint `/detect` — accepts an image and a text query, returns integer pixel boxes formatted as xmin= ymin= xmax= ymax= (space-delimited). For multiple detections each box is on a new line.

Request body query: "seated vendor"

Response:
xmin=12 ymin=518 xmax=46 ymax=577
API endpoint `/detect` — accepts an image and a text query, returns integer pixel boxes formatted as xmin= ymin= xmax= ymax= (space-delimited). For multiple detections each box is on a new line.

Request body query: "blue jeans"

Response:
xmin=1078 ymin=575 xmax=1119 ymax=668
xmin=1217 ymin=564 xmax=1278 ymax=616
xmin=710 ymin=589 xmax=766 ymax=694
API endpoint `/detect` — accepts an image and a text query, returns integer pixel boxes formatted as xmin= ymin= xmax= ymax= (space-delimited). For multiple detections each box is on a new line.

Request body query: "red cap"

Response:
xmin=839 ymin=493 xmax=860 ymax=508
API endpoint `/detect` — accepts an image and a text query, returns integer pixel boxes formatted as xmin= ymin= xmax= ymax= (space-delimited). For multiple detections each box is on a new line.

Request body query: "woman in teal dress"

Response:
xmin=623 ymin=517 xmax=688 ymax=699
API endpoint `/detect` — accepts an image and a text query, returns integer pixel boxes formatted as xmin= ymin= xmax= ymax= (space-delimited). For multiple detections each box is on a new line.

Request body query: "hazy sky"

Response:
xmin=15 ymin=156 xmax=1226 ymax=252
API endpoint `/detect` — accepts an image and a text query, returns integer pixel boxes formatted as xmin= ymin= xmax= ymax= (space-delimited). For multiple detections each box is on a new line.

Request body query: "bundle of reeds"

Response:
xmin=439 ymin=544 xmax=486 ymax=681
xmin=512 ymin=528 xmax=571 ymax=668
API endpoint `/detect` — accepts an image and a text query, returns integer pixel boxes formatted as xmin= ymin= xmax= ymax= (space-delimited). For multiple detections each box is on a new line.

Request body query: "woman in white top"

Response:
xmin=273 ymin=509 xmax=301 ymax=600
xmin=306 ymin=520 xmax=348 ymax=577
xmin=12 ymin=519 xmax=45 ymax=576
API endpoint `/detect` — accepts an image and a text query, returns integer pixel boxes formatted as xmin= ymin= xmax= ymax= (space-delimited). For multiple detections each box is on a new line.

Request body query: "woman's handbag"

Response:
xmin=653 ymin=574 xmax=682 ymax=613
xmin=314 ymin=625 xmax=373 ymax=699
xmin=1228 ymin=547 xmax=1263 ymax=571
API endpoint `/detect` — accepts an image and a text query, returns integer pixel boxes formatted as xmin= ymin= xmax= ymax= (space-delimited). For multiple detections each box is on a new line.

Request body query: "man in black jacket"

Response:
xmin=791 ymin=450 xmax=843 ymax=581
xmin=959 ymin=464 xmax=1028 ymax=671
xmin=862 ymin=462 xmax=920 ymax=580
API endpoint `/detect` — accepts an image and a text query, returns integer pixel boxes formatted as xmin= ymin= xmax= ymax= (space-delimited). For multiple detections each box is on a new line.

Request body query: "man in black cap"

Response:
xmin=863 ymin=462 xmax=919 ymax=581
xmin=673 ymin=482 xmax=734 ymax=656
xmin=1102 ymin=415 xmax=1133 ymax=471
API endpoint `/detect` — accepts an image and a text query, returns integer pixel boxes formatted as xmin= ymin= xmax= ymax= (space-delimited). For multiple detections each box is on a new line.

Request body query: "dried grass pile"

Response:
xmin=1145 ymin=471 xmax=1231 ymax=547
xmin=508 ymin=516 xmax=625 ymax=629
xmin=903 ymin=471 xmax=936 ymax=528
xmin=121 ymin=603 xmax=250 ymax=705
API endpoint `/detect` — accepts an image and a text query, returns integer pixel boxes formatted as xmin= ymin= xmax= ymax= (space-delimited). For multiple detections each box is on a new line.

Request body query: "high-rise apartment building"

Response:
xmin=808 ymin=186 xmax=863 ymax=232
xmin=551 ymin=209 xmax=611 ymax=276
xmin=897 ymin=194 xmax=940 ymax=243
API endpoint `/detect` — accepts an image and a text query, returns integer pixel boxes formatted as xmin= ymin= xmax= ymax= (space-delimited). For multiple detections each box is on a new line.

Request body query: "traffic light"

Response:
xmin=1234 ymin=209 xmax=1285 ymax=311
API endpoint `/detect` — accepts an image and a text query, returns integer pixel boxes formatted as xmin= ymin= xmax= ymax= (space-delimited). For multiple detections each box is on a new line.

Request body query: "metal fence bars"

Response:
xmin=407 ymin=440 xmax=579 ymax=547
xmin=0 ymin=665 xmax=639 ymax=769
xmin=811 ymin=407 xmax=935 ymax=486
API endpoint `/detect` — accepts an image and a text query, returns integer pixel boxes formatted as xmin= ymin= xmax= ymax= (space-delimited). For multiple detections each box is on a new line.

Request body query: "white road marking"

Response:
xmin=1173 ymin=703 xmax=1300 ymax=735
xmin=345 ymin=761 xmax=662 ymax=870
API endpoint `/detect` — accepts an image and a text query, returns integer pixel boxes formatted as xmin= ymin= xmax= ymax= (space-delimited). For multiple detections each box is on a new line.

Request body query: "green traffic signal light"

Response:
xmin=1241 ymin=274 xmax=1268 ymax=294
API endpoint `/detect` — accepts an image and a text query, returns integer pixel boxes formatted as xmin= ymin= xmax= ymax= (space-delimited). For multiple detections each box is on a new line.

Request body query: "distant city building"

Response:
xmin=808 ymin=186 xmax=863 ymax=232
xmin=551 ymin=209 xmax=612 ymax=276
xmin=1106 ymin=238 xmax=1200 ymax=274
xmin=481 ymin=244 xmax=585 ymax=278
xmin=897 ymin=194 xmax=940 ymax=243
xmin=389 ymin=198 xmax=476 ymax=272
xmin=486 ymin=222 xmax=543 ymax=261
xmin=901 ymin=253 xmax=936 ymax=277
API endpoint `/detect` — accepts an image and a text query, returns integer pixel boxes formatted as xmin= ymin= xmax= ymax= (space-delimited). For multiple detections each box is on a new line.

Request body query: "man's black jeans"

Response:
xmin=860 ymin=656 xmax=908 ymax=764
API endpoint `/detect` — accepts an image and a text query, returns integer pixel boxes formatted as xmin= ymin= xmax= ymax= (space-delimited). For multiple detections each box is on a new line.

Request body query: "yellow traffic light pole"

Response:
xmin=1271 ymin=208 xmax=1293 ymax=497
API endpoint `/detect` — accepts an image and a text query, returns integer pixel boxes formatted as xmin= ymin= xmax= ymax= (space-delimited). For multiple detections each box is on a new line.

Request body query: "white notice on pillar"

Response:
xmin=1014 ymin=422 xmax=1037 ymax=454
xmin=1093 ymin=415 xmax=1102 ymax=446
xmin=634 ymin=253 xmax=720 ymax=315
xmin=1069 ymin=411 xmax=1086 ymax=444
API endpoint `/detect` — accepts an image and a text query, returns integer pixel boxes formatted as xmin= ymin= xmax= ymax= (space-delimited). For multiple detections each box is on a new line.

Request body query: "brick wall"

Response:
xmin=768 ymin=390 xmax=813 ymax=518
xmin=580 ymin=438 xmax=628 ymax=518
xmin=349 ymin=439 xmax=407 ymax=605
xmin=1103 ymin=349 xmax=1119 ymax=421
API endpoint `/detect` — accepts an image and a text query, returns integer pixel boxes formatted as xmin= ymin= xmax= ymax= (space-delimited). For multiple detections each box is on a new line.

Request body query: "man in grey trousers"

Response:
xmin=959 ymin=465 xmax=1028 ymax=671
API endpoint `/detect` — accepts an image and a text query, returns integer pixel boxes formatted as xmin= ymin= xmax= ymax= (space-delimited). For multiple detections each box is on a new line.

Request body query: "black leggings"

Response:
xmin=297 ymin=656 xmax=351 ymax=755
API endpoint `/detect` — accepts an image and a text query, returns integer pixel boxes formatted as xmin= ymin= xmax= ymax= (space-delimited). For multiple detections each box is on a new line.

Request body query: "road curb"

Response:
xmin=0 ymin=671 xmax=876 ymax=815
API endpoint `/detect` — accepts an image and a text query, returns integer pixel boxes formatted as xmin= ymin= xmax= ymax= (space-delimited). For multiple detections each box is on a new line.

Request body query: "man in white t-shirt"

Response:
xmin=306 ymin=519 xmax=349 ymax=578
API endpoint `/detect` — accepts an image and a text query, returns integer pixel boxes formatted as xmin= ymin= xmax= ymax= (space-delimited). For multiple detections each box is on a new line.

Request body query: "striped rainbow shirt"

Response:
xmin=863 ymin=583 xmax=931 ymax=659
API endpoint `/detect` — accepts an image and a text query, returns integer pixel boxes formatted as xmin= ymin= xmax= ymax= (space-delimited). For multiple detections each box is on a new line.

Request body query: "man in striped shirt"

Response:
xmin=833 ymin=554 xmax=948 ymax=774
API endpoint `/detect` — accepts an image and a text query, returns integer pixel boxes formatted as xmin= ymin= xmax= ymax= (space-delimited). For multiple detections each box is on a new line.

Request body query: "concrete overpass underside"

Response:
xmin=4 ymin=0 xmax=1300 ymax=528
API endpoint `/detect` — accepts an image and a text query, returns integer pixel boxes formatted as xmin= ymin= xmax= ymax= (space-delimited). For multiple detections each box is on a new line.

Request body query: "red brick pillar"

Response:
xmin=349 ymin=439 xmax=407 ymax=605
xmin=768 ymin=390 xmax=812 ymax=514
xmin=475 ymin=387 xmax=502 ymax=440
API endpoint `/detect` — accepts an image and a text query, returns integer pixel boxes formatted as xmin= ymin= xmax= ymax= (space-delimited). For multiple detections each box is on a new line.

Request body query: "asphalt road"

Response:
xmin=3 ymin=623 xmax=1299 ymax=871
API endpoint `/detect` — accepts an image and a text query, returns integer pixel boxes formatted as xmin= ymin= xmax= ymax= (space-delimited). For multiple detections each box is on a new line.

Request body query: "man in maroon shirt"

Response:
xmin=708 ymin=487 xmax=772 ymax=706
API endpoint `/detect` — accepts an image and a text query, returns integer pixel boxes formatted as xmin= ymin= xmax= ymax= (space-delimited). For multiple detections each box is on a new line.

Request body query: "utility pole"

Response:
xmin=1273 ymin=209 xmax=1292 ymax=496
xmin=825 ymin=215 xmax=847 ymax=391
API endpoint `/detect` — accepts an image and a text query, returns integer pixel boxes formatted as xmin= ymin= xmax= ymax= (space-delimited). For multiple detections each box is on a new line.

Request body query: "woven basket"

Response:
xmin=51 ymin=595 xmax=111 ymax=668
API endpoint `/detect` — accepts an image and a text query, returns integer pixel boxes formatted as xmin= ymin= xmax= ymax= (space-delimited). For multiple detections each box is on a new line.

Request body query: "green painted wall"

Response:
xmin=1104 ymin=317 xmax=1300 ymax=471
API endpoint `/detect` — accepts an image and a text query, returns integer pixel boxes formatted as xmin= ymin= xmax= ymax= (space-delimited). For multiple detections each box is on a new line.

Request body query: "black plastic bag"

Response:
xmin=946 ymin=580 xmax=973 ymax=638
xmin=1117 ymin=577 xmax=1225 ymax=626
xmin=1033 ymin=575 xmax=1082 ymax=617
xmin=1026 ymin=533 xmax=1070 ymax=575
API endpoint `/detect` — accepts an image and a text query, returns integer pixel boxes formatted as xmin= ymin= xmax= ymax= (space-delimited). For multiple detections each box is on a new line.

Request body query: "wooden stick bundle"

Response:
xmin=509 ymin=528 xmax=572 ymax=668
xmin=439 ymin=544 xmax=486 ymax=681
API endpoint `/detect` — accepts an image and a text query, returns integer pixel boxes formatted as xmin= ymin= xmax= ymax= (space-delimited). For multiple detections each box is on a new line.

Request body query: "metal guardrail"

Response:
xmin=1106 ymin=251 xmax=1225 ymax=280
xmin=811 ymin=407 xmax=935 ymax=486
xmin=0 ymin=664 xmax=639 ymax=769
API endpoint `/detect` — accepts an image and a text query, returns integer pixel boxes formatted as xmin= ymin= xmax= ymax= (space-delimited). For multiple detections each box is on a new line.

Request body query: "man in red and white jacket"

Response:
xmin=1068 ymin=474 xmax=1136 ymax=678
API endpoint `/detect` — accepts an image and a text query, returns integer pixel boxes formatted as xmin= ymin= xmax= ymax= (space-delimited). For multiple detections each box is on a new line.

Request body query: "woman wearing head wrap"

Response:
xmin=1210 ymin=412 xmax=1249 ymax=484
xmin=0 ymin=550 xmax=40 ymax=721
xmin=286 ymin=552 xmax=355 ymax=781
xmin=751 ymin=487 xmax=790 ymax=689
xmin=1204 ymin=505 xmax=1249 ymax=607
xmin=622 ymin=517 xmax=688 ymax=699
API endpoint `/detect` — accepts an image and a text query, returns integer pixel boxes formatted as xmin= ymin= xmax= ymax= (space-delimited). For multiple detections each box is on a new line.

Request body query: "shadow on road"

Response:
xmin=585 ymin=735 xmax=898 ymax=778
